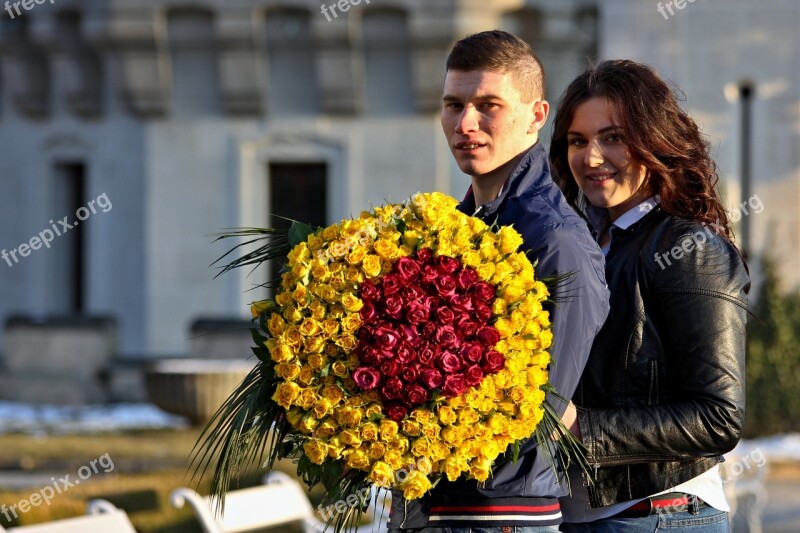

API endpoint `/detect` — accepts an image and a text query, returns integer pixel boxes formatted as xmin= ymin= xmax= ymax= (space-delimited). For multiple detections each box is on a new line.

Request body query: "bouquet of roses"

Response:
xmin=193 ymin=192 xmax=582 ymax=532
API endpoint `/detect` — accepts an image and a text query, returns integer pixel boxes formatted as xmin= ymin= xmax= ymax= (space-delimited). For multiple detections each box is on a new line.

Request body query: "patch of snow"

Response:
xmin=0 ymin=402 xmax=189 ymax=435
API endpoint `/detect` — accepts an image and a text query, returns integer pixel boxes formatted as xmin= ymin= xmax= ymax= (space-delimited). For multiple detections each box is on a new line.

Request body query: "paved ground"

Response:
xmin=760 ymin=478 xmax=800 ymax=533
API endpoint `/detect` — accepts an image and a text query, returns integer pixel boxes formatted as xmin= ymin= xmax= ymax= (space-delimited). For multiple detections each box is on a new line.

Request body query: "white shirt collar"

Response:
xmin=611 ymin=196 xmax=660 ymax=230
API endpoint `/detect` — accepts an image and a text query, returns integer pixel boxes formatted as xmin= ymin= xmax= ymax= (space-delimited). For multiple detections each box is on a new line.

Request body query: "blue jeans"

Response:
xmin=559 ymin=504 xmax=729 ymax=532
xmin=389 ymin=526 xmax=558 ymax=533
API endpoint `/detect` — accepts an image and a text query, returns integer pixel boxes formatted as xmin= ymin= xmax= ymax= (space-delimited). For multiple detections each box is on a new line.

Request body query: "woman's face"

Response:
xmin=566 ymin=97 xmax=650 ymax=221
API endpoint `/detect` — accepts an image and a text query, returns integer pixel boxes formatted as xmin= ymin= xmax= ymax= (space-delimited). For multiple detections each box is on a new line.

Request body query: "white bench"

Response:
xmin=171 ymin=470 xmax=389 ymax=533
xmin=0 ymin=499 xmax=136 ymax=533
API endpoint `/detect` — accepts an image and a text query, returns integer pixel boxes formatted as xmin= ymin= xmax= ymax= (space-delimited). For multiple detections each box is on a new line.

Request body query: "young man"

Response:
xmin=387 ymin=30 xmax=610 ymax=532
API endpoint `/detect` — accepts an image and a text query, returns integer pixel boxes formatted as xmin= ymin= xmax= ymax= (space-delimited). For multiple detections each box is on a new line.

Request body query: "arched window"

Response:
xmin=167 ymin=9 xmax=220 ymax=117
xmin=362 ymin=9 xmax=414 ymax=116
xmin=264 ymin=8 xmax=317 ymax=116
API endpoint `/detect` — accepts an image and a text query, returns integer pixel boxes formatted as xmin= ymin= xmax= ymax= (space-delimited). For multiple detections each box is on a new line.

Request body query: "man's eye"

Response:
xmin=479 ymin=102 xmax=499 ymax=110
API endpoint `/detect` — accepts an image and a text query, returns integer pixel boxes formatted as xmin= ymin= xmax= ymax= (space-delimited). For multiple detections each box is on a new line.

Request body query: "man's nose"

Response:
xmin=455 ymin=105 xmax=479 ymax=133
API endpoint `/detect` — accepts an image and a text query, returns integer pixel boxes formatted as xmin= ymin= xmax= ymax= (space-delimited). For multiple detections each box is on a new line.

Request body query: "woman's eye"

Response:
xmin=568 ymin=138 xmax=586 ymax=147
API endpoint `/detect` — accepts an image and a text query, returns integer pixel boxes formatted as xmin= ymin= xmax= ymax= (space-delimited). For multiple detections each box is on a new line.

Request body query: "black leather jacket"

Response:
xmin=574 ymin=206 xmax=750 ymax=508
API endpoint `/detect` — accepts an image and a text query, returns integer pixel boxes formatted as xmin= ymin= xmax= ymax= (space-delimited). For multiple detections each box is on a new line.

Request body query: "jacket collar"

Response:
xmin=458 ymin=142 xmax=551 ymax=218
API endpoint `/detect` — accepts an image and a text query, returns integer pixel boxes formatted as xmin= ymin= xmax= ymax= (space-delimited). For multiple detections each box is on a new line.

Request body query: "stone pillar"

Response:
xmin=106 ymin=9 xmax=170 ymax=117
xmin=216 ymin=9 xmax=264 ymax=116
xmin=313 ymin=17 xmax=363 ymax=114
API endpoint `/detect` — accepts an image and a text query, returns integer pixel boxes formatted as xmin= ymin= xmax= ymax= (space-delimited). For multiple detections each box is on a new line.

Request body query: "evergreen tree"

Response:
xmin=744 ymin=255 xmax=800 ymax=436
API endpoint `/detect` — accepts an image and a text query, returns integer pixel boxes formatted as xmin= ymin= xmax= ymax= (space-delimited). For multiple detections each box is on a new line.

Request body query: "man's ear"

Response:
xmin=528 ymin=100 xmax=550 ymax=134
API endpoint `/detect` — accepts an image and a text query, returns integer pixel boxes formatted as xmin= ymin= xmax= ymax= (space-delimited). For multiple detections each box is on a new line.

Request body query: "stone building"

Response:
xmin=0 ymin=0 xmax=796 ymax=372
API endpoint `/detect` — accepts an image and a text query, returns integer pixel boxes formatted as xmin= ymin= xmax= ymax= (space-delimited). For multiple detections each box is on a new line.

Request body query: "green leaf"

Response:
xmin=321 ymin=460 xmax=343 ymax=491
xmin=288 ymin=221 xmax=316 ymax=248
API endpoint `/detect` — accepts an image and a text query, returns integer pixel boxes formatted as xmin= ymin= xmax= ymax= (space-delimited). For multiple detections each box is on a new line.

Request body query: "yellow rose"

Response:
xmin=346 ymin=265 xmax=364 ymax=284
xmin=270 ymin=342 xmax=294 ymax=363
xmin=321 ymin=224 xmax=340 ymax=241
xmin=379 ymin=419 xmax=399 ymax=441
xmin=336 ymin=406 xmax=365 ymax=428
xmin=305 ymin=300 xmax=324 ymax=320
xmin=341 ymin=293 xmax=363 ymax=313
xmin=368 ymin=461 xmax=395 ymax=487
xmin=335 ymin=333 xmax=358 ymax=352
xmin=401 ymin=470 xmax=432 ymax=500
xmin=307 ymin=353 xmax=328 ymax=371
xmin=321 ymin=384 xmax=344 ymax=404
xmin=362 ymin=255 xmax=382 ymax=278
xmin=346 ymin=247 xmax=367 ymax=265
xmin=476 ymin=262 xmax=495 ymax=282
xmin=303 ymin=335 xmax=326 ymax=354
xmin=268 ymin=314 xmax=287 ymax=337
xmin=340 ymin=429 xmax=363 ymax=447
xmin=250 ymin=299 xmax=273 ymax=318
xmin=341 ymin=313 xmax=361 ymax=333
xmin=275 ymin=363 xmax=301 ymax=380
xmin=331 ymin=361 xmax=349 ymax=378
xmin=298 ymin=318 xmax=321 ymax=337
xmin=361 ymin=422 xmax=379 ymax=441
xmin=444 ymin=454 xmax=467 ymax=481
xmin=345 ymin=445 xmax=371 ymax=470
xmin=283 ymin=306 xmax=304 ymax=325
xmin=498 ymin=226 xmax=524 ymax=255
xmin=383 ymin=449 xmax=404 ymax=470
xmin=272 ymin=382 xmax=300 ymax=409
xmin=411 ymin=437 xmax=432 ymax=457
xmin=368 ymin=441 xmax=387 ymax=460
xmin=312 ymin=398 xmax=333 ymax=419
xmin=402 ymin=419 xmax=421 ymax=437
xmin=297 ymin=388 xmax=318 ymax=409
xmin=313 ymin=418 xmax=338 ymax=438
xmin=291 ymin=262 xmax=311 ymax=281
xmin=469 ymin=456 xmax=494 ymax=482
xmin=275 ymin=292 xmax=293 ymax=307
xmin=299 ymin=414 xmax=319 ymax=433
xmin=365 ymin=402 xmax=382 ymax=418
xmin=288 ymin=242 xmax=311 ymax=263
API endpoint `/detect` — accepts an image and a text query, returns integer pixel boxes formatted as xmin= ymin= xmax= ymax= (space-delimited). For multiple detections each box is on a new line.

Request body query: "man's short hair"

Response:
xmin=445 ymin=30 xmax=545 ymax=102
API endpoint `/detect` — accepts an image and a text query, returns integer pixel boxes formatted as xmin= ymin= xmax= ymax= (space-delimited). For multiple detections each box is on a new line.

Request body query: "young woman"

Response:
xmin=549 ymin=59 xmax=750 ymax=532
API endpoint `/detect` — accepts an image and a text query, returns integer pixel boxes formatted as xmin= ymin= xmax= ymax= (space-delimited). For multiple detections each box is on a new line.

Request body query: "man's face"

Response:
xmin=441 ymin=69 xmax=546 ymax=180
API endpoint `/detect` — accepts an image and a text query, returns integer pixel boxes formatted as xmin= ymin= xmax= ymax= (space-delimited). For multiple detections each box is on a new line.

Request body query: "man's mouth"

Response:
xmin=455 ymin=141 xmax=486 ymax=151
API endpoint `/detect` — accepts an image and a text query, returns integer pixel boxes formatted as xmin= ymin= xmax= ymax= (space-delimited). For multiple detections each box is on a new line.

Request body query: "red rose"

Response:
xmin=460 ymin=342 xmax=484 ymax=364
xmin=421 ymin=264 xmax=438 ymax=284
xmin=403 ymin=285 xmax=426 ymax=302
xmin=457 ymin=317 xmax=479 ymax=337
xmin=477 ymin=325 xmax=500 ymax=346
xmin=384 ymin=295 xmax=404 ymax=319
xmin=417 ymin=343 xmax=437 ymax=366
xmin=474 ymin=302 xmax=492 ymax=323
xmin=437 ymin=350 xmax=463 ymax=373
xmin=385 ymin=402 xmax=409 ymax=422
xmin=396 ymin=344 xmax=414 ymax=364
xmin=418 ymin=367 xmax=444 ymax=389
xmin=472 ymin=281 xmax=496 ymax=302
xmin=435 ymin=306 xmax=456 ymax=325
xmin=442 ymin=373 xmax=468 ymax=397
xmin=375 ymin=326 xmax=401 ymax=350
xmin=396 ymin=256 xmax=422 ymax=283
xmin=380 ymin=359 xmax=401 ymax=377
xmin=406 ymin=301 xmax=430 ymax=325
xmin=482 ymin=349 xmax=506 ymax=373
xmin=435 ymin=255 xmax=461 ymax=275
xmin=353 ymin=367 xmax=381 ymax=390
xmin=464 ymin=364 xmax=485 ymax=386
xmin=401 ymin=364 xmax=419 ymax=383
xmin=435 ymin=274 xmax=457 ymax=297
xmin=381 ymin=377 xmax=404 ymax=400
xmin=405 ymin=384 xmax=429 ymax=405
xmin=399 ymin=326 xmax=420 ymax=347
xmin=435 ymin=325 xmax=459 ymax=349
xmin=358 ymin=346 xmax=381 ymax=366
xmin=360 ymin=280 xmax=381 ymax=301
xmin=422 ymin=321 xmax=437 ymax=339
xmin=416 ymin=248 xmax=433 ymax=264
xmin=381 ymin=274 xmax=402 ymax=296
xmin=457 ymin=268 xmax=479 ymax=291
xmin=360 ymin=302 xmax=378 ymax=321
xmin=450 ymin=294 xmax=474 ymax=312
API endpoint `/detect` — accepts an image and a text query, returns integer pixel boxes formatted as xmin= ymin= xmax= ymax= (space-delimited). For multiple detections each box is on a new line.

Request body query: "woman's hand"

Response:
xmin=560 ymin=402 xmax=582 ymax=440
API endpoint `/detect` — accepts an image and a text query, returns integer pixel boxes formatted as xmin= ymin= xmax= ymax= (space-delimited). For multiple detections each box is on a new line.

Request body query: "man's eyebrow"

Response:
xmin=442 ymin=94 xmax=507 ymax=102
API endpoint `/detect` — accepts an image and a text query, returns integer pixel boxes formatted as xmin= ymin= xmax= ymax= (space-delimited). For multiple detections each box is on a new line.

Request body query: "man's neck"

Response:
xmin=470 ymin=148 xmax=531 ymax=208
